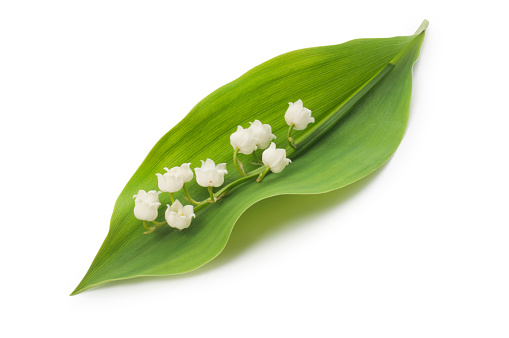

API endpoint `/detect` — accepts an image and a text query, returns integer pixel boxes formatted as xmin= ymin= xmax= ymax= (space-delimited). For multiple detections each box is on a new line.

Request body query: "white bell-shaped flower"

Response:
xmin=194 ymin=159 xmax=228 ymax=187
xmin=133 ymin=190 xmax=161 ymax=221
xmin=178 ymin=163 xmax=194 ymax=183
xmin=248 ymin=120 xmax=276 ymax=149
xmin=165 ymin=199 xmax=195 ymax=230
xmin=156 ymin=167 xmax=184 ymax=193
xmin=285 ymin=99 xmax=314 ymax=130
xmin=230 ymin=126 xmax=259 ymax=155
xmin=262 ymin=142 xmax=292 ymax=173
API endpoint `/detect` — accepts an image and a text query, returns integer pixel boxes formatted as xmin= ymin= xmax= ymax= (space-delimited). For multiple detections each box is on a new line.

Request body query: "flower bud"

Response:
xmin=248 ymin=120 xmax=276 ymax=149
xmin=165 ymin=199 xmax=195 ymax=230
xmin=194 ymin=159 xmax=228 ymax=187
xmin=133 ymin=190 xmax=161 ymax=221
xmin=285 ymin=99 xmax=314 ymax=130
xmin=262 ymin=142 xmax=292 ymax=173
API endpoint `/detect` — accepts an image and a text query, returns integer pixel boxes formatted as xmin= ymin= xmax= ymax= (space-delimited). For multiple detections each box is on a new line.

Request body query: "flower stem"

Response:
xmin=193 ymin=168 xmax=264 ymax=212
xmin=193 ymin=200 xmax=211 ymax=212
xmin=142 ymin=221 xmax=151 ymax=230
xmin=215 ymin=168 xmax=261 ymax=197
xmin=233 ymin=148 xmax=247 ymax=176
xmin=208 ymin=186 xmax=215 ymax=202
xmin=287 ymin=123 xmax=297 ymax=149
xmin=143 ymin=227 xmax=157 ymax=234
xmin=169 ymin=192 xmax=175 ymax=203
xmin=183 ymin=183 xmax=200 ymax=205
xmin=256 ymin=166 xmax=270 ymax=182
xmin=143 ymin=219 xmax=167 ymax=234
xmin=152 ymin=220 xmax=167 ymax=227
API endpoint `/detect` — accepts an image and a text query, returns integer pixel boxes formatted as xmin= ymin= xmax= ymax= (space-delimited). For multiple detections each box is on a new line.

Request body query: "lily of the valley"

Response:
xmin=262 ymin=142 xmax=292 ymax=173
xmin=156 ymin=163 xmax=194 ymax=193
xmin=248 ymin=120 xmax=276 ymax=149
xmin=231 ymin=121 xmax=276 ymax=154
xmin=195 ymin=159 xmax=228 ymax=187
xmin=135 ymin=102 xmax=307 ymax=233
xmin=230 ymin=126 xmax=258 ymax=154
xmin=133 ymin=190 xmax=161 ymax=221
xmin=165 ymin=199 xmax=195 ymax=230
xmin=178 ymin=163 xmax=193 ymax=183
xmin=156 ymin=167 xmax=184 ymax=193
xmin=285 ymin=99 xmax=314 ymax=130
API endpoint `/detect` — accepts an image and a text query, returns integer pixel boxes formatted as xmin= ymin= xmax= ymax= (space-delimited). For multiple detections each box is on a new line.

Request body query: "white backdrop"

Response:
xmin=1 ymin=1 xmax=508 ymax=337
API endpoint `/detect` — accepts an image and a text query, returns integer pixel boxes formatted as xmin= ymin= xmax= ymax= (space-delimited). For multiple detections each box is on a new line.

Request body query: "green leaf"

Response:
xmin=72 ymin=21 xmax=427 ymax=295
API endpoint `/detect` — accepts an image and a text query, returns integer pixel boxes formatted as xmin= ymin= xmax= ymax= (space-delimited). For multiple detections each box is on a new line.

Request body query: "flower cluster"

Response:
xmin=230 ymin=119 xmax=276 ymax=154
xmin=133 ymin=99 xmax=313 ymax=233
xmin=133 ymin=158 xmax=227 ymax=232
xmin=230 ymin=119 xmax=291 ymax=176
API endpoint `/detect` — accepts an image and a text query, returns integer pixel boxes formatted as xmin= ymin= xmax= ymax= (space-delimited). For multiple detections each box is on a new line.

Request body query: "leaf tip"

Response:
xmin=70 ymin=286 xmax=83 ymax=296
xmin=415 ymin=19 xmax=429 ymax=35
xmin=70 ymin=280 xmax=93 ymax=296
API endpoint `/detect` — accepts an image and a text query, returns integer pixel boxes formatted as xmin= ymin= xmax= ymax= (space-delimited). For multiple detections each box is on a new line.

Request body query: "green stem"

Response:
xmin=152 ymin=220 xmax=167 ymax=227
xmin=233 ymin=148 xmax=246 ymax=176
xmin=287 ymin=123 xmax=297 ymax=149
xmin=183 ymin=183 xmax=200 ymax=205
xmin=193 ymin=168 xmax=264 ymax=212
xmin=193 ymin=200 xmax=211 ymax=212
xmin=215 ymin=168 xmax=262 ymax=197
xmin=143 ymin=219 xmax=167 ymax=234
xmin=169 ymin=192 xmax=175 ymax=203
xmin=256 ymin=167 xmax=270 ymax=182
xmin=208 ymin=186 xmax=215 ymax=202
xmin=142 ymin=221 xmax=151 ymax=231
xmin=143 ymin=227 xmax=157 ymax=234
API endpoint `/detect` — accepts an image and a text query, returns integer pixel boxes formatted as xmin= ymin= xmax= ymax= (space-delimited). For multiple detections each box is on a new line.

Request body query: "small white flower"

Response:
xmin=156 ymin=167 xmax=184 ymax=193
xmin=133 ymin=190 xmax=161 ymax=221
xmin=178 ymin=163 xmax=194 ymax=183
xmin=248 ymin=120 xmax=276 ymax=149
xmin=262 ymin=142 xmax=292 ymax=173
xmin=285 ymin=99 xmax=314 ymax=130
xmin=165 ymin=199 xmax=195 ymax=230
xmin=230 ymin=126 xmax=259 ymax=155
xmin=194 ymin=159 xmax=228 ymax=187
